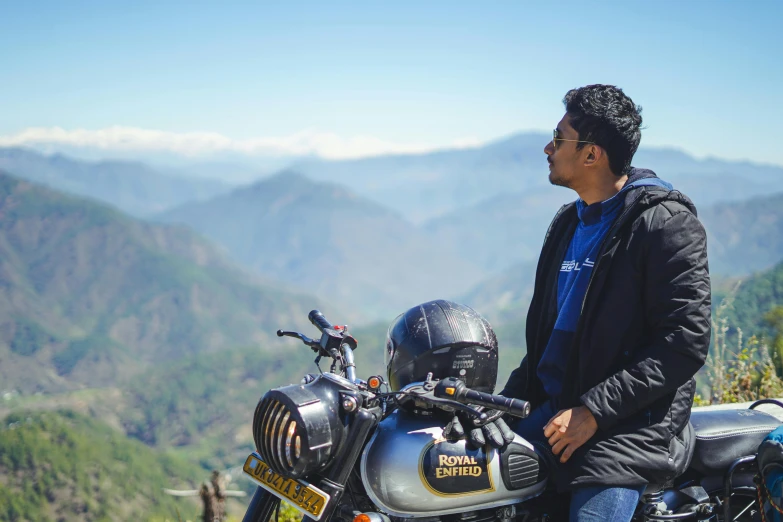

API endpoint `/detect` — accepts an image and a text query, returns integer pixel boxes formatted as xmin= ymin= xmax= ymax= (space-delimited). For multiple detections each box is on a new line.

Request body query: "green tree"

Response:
xmin=766 ymin=305 xmax=783 ymax=374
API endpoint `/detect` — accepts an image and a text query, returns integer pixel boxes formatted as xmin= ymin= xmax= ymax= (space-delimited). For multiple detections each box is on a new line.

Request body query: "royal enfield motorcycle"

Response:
xmin=240 ymin=310 xmax=783 ymax=522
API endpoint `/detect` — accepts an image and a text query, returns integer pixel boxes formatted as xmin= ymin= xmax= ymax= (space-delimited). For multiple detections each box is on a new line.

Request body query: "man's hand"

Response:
xmin=543 ymin=406 xmax=598 ymax=463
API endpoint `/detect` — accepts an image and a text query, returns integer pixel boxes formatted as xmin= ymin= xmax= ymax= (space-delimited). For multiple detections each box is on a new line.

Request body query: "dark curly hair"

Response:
xmin=563 ymin=84 xmax=643 ymax=176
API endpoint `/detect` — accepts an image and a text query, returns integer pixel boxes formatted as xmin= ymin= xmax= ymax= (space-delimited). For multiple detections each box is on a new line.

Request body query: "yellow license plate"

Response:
xmin=243 ymin=453 xmax=330 ymax=520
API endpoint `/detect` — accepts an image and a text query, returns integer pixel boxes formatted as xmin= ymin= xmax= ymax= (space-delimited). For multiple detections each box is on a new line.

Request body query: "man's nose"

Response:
xmin=544 ymin=140 xmax=554 ymax=156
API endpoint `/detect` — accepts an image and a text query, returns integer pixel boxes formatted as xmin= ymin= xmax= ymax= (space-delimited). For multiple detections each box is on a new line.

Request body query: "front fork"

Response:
xmin=242 ymin=487 xmax=280 ymax=522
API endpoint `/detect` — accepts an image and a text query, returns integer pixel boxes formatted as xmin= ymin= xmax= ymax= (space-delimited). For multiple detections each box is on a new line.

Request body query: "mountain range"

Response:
xmin=4 ymin=139 xmax=778 ymax=325
xmin=2 ymin=138 xmax=783 ymax=520
xmin=0 ymin=147 xmax=232 ymax=217
xmin=294 ymin=132 xmax=783 ymax=222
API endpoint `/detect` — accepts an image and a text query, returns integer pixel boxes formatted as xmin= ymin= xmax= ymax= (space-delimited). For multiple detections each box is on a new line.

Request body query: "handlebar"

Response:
xmin=434 ymin=377 xmax=531 ymax=418
xmin=308 ymin=310 xmax=334 ymax=333
xmin=278 ymin=310 xmax=359 ymax=383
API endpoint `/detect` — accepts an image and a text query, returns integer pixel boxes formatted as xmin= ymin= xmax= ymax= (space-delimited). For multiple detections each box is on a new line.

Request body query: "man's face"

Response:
xmin=545 ymin=114 xmax=585 ymax=189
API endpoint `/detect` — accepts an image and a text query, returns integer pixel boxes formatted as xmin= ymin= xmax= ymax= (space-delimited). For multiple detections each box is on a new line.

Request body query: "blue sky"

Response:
xmin=1 ymin=0 xmax=782 ymax=164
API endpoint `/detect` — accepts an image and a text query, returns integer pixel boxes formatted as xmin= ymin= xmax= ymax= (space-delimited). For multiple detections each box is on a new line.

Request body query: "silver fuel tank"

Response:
xmin=360 ymin=410 xmax=548 ymax=518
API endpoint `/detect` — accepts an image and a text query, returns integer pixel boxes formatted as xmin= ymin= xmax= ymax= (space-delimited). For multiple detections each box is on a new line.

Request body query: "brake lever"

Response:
xmin=402 ymin=384 xmax=488 ymax=421
xmin=277 ymin=330 xmax=321 ymax=352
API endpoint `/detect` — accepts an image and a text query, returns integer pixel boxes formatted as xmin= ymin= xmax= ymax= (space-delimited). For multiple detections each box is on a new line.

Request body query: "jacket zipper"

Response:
xmin=577 ymin=191 xmax=647 ymax=316
xmin=569 ymin=190 xmax=652 ymax=395
xmin=525 ymin=203 xmax=575 ymax=399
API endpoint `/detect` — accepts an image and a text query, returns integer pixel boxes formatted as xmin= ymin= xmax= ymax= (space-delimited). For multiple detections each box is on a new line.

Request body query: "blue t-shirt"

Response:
xmin=535 ymin=178 xmax=673 ymax=398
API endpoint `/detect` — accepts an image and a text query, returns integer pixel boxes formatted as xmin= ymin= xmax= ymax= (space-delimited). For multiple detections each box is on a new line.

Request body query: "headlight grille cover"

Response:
xmin=257 ymin=398 xmax=300 ymax=475
xmin=253 ymin=378 xmax=345 ymax=479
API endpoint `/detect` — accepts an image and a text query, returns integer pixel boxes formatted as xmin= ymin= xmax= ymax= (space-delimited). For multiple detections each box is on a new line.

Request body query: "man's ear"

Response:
xmin=583 ymin=145 xmax=602 ymax=167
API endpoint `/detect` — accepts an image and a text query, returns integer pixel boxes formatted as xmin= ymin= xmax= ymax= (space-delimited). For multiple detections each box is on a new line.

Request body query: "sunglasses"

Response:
xmin=552 ymin=129 xmax=595 ymax=149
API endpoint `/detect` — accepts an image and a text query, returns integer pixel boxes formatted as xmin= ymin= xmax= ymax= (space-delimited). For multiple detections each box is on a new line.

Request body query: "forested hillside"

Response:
xmin=721 ymin=260 xmax=783 ymax=341
xmin=0 ymin=410 xmax=204 ymax=522
xmin=0 ymin=171 xmax=320 ymax=393
xmin=121 ymin=345 xmax=317 ymax=467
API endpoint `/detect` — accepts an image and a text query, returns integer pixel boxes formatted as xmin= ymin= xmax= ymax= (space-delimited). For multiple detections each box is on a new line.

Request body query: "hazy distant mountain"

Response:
xmin=0 ymin=147 xmax=231 ymax=216
xmin=161 ymin=159 xmax=280 ymax=184
xmin=10 ymin=132 xmax=781 ymax=226
xmin=634 ymin=147 xmax=782 ymax=185
xmin=294 ymin=132 xmax=783 ymax=223
xmin=157 ymin=171 xmax=485 ymax=320
xmin=460 ymin=260 xmax=538 ymax=326
xmin=424 ymin=185 xmax=569 ymax=272
xmin=293 ymin=133 xmax=548 ymax=223
xmin=0 ymin=170 xmax=319 ymax=394
xmin=634 ymin=148 xmax=780 ymax=208
xmin=18 ymin=142 xmax=297 ymax=183
xmin=700 ymin=192 xmax=783 ymax=275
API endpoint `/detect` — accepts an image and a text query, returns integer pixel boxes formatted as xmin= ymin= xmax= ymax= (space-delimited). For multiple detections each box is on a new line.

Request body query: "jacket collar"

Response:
xmin=546 ymin=167 xmax=697 ymax=252
xmin=618 ymin=167 xmax=696 ymax=216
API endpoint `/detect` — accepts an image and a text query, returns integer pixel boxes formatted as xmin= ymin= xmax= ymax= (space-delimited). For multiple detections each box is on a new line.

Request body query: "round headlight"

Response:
xmin=253 ymin=375 xmax=348 ymax=479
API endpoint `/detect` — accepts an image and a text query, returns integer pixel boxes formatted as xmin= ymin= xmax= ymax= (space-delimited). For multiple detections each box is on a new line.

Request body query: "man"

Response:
xmin=500 ymin=84 xmax=711 ymax=521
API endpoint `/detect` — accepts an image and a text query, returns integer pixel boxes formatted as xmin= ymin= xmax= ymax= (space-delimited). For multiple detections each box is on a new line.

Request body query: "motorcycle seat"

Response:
xmin=689 ymin=408 xmax=781 ymax=475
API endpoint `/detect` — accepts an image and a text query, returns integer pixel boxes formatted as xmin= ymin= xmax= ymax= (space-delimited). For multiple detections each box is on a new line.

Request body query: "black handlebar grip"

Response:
xmin=434 ymin=377 xmax=531 ymax=418
xmin=462 ymin=389 xmax=531 ymax=418
xmin=308 ymin=310 xmax=333 ymax=333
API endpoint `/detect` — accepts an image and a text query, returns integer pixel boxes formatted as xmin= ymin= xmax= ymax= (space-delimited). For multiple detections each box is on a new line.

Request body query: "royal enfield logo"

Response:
xmin=435 ymin=455 xmax=482 ymax=478
xmin=420 ymin=439 xmax=494 ymax=496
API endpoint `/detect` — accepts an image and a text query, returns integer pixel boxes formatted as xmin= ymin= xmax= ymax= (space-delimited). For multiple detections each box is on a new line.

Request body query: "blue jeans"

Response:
xmin=510 ymin=400 xmax=645 ymax=522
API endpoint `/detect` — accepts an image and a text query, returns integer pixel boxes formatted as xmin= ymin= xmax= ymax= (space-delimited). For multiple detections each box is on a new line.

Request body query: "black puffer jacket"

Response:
xmin=500 ymin=168 xmax=711 ymax=489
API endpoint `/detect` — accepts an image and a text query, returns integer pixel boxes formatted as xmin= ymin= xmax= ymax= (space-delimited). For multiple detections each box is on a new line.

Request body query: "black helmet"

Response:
xmin=385 ymin=300 xmax=498 ymax=393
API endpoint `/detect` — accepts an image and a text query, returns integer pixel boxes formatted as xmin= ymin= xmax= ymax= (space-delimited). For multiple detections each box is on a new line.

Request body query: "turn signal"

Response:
xmin=353 ymin=513 xmax=390 ymax=522
xmin=367 ymin=376 xmax=382 ymax=390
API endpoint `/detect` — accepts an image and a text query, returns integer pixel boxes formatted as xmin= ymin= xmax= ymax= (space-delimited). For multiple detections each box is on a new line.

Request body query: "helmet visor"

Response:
xmin=384 ymin=313 xmax=403 ymax=376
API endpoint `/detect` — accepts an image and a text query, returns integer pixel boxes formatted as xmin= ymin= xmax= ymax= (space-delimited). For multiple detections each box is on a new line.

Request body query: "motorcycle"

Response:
xmin=240 ymin=310 xmax=783 ymax=522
